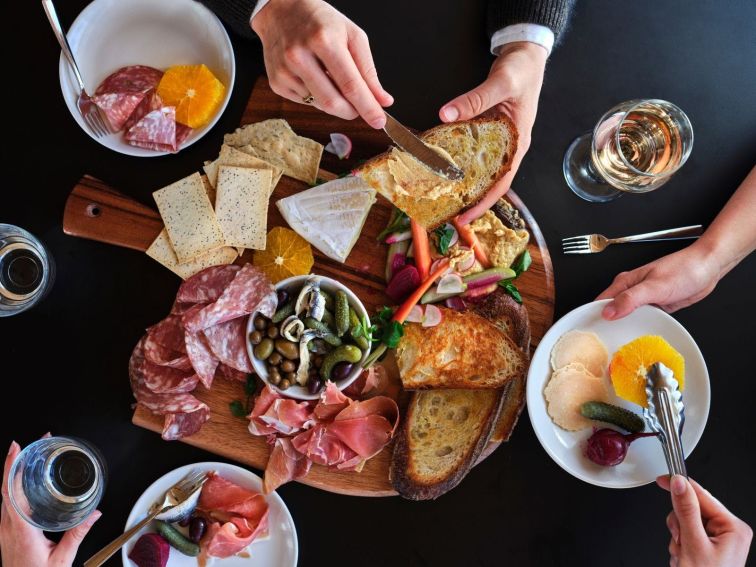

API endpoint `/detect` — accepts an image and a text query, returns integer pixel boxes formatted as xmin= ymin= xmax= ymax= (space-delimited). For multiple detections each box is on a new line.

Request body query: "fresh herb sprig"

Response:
xmin=377 ymin=209 xmax=409 ymax=242
xmin=434 ymin=225 xmax=454 ymax=255
xmin=498 ymin=250 xmax=531 ymax=304
xmin=361 ymin=306 xmax=405 ymax=367
xmin=229 ymin=375 xmax=259 ymax=418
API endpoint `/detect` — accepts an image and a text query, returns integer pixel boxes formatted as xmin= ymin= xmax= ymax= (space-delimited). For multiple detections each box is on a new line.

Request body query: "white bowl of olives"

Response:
xmin=247 ymin=275 xmax=372 ymax=400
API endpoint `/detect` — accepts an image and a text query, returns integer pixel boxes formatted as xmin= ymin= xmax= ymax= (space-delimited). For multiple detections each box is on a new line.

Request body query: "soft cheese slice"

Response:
xmin=276 ymin=176 xmax=376 ymax=263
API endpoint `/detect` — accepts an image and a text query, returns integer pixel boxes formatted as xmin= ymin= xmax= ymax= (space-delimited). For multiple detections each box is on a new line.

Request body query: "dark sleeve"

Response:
xmin=198 ymin=0 xmax=260 ymax=40
xmin=487 ymin=0 xmax=576 ymax=44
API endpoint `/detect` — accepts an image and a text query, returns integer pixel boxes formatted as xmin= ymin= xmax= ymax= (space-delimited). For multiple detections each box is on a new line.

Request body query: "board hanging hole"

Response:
xmin=86 ymin=204 xmax=101 ymax=217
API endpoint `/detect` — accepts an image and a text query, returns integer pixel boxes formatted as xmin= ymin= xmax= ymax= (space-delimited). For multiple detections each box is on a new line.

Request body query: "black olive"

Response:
xmin=189 ymin=516 xmax=207 ymax=543
xmin=178 ymin=515 xmax=191 ymax=527
xmin=307 ymin=378 xmax=323 ymax=395
xmin=277 ymin=290 xmax=289 ymax=305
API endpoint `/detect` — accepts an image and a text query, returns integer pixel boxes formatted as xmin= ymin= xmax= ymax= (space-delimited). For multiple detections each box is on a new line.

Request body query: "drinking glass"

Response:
xmin=8 ymin=437 xmax=107 ymax=531
xmin=0 ymin=224 xmax=55 ymax=316
xmin=563 ymin=99 xmax=694 ymax=202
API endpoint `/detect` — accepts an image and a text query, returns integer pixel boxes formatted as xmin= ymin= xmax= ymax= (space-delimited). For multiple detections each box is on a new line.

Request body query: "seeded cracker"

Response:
xmin=200 ymin=174 xmax=216 ymax=206
xmin=203 ymin=144 xmax=283 ymax=192
xmin=223 ymin=119 xmax=323 ymax=185
xmin=153 ymin=172 xmax=226 ymax=263
xmin=146 ymin=229 xmax=238 ymax=279
xmin=215 ymin=165 xmax=273 ymax=250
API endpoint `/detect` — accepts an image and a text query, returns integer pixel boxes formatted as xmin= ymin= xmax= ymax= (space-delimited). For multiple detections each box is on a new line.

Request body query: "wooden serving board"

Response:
xmin=63 ymin=78 xmax=554 ymax=496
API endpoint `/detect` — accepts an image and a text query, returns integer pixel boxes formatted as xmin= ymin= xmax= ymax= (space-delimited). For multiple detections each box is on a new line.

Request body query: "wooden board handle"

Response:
xmin=62 ymin=175 xmax=162 ymax=252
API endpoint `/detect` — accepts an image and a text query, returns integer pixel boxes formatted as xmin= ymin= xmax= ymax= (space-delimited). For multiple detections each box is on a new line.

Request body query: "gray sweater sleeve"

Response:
xmin=487 ymin=0 xmax=575 ymax=44
xmin=198 ymin=0 xmax=259 ymax=40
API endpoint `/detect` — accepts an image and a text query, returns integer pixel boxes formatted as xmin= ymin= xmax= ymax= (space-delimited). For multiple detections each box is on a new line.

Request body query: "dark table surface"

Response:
xmin=4 ymin=1 xmax=755 ymax=565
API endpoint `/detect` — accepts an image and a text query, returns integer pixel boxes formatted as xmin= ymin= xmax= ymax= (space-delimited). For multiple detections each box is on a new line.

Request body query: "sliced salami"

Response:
xmin=142 ymin=359 xmax=198 ymax=394
xmin=143 ymin=339 xmax=193 ymax=371
xmin=184 ymin=310 xmax=220 ymax=389
xmin=203 ymin=318 xmax=253 ymax=373
xmin=176 ymin=123 xmax=193 ymax=146
xmin=126 ymin=107 xmax=178 ymax=153
xmin=92 ymin=92 xmax=146 ymax=131
xmin=176 ymin=265 xmax=241 ymax=304
xmin=123 ymin=89 xmax=162 ymax=131
xmin=184 ymin=265 xmax=276 ymax=333
xmin=162 ymin=405 xmax=210 ymax=441
xmin=95 ymin=65 xmax=163 ymax=96
xmin=146 ymin=315 xmax=186 ymax=354
xmin=217 ymin=363 xmax=248 ymax=382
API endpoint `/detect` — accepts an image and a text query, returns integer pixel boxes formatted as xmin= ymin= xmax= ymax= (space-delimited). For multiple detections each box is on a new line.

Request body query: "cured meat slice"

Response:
xmin=146 ymin=315 xmax=186 ymax=354
xmin=95 ymin=65 xmax=163 ymax=96
xmin=123 ymin=89 xmax=162 ymax=131
xmin=216 ymin=363 xmax=247 ymax=382
xmin=263 ymin=438 xmax=311 ymax=493
xmin=291 ymin=424 xmax=358 ymax=467
xmin=197 ymin=473 xmax=269 ymax=558
xmin=142 ymin=359 xmax=198 ymax=394
xmin=203 ymin=318 xmax=253 ymax=373
xmin=143 ymin=339 xmax=193 ymax=371
xmin=162 ymin=406 xmax=210 ymax=441
xmin=92 ymin=92 xmax=145 ymax=131
xmin=184 ymin=265 xmax=276 ymax=333
xmin=184 ymin=306 xmax=220 ymax=389
xmin=125 ymin=107 xmax=178 ymax=153
xmin=176 ymin=123 xmax=193 ymax=146
xmin=176 ymin=265 xmax=241 ymax=304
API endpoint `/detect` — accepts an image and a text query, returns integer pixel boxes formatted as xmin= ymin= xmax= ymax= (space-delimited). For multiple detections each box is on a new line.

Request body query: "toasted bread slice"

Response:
xmin=390 ymin=388 xmax=506 ymax=500
xmin=395 ymin=308 xmax=526 ymax=390
xmin=359 ymin=117 xmax=517 ymax=229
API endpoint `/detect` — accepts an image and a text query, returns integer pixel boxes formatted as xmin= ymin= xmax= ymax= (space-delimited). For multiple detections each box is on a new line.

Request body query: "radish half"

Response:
xmin=422 ymin=304 xmax=443 ymax=327
xmin=324 ymin=133 xmax=353 ymax=159
xmin=405 ymin=304 xmax=424 ymax=323
xmin=436 ymin=273 xmax=466 ymax=295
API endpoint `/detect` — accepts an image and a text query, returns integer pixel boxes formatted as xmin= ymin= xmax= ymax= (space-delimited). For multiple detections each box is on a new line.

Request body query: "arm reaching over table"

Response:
xmin=657 ymin=475 xmax=752 ymax=567
xmin=0 ymin=438 xmax=101 ymax=567
xmin=445 ymin=0 xmax=575 ymax=224
xmin=597 ymin=166 xmax=756 ymax=319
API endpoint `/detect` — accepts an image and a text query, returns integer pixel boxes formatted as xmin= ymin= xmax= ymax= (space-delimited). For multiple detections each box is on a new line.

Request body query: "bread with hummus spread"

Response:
xmin=359 ymin=116 xmax=517 ymax=229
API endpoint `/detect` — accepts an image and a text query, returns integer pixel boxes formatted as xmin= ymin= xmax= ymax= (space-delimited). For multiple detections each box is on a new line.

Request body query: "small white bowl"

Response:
xmin=247 ymin=275 xmax=371 ymax=401
xmin=59 ymin=0 xmax=235 ymax=157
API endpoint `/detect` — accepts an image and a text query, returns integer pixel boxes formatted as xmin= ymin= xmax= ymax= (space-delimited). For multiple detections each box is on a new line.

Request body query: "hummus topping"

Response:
xmin=470 ymin=210 xmax=529 ymax=268
xmin=386 ymin=145 xmax=459 ymax=201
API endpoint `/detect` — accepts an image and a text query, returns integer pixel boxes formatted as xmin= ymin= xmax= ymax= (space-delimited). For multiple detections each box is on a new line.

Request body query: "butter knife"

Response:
xmin=383 ymin=112 xmax=465 ymax=181
xmin=644 ymin=362 xmax=687 ymax=477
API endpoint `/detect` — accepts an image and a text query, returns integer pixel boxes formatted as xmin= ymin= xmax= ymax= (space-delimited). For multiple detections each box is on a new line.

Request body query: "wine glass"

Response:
xmin=563 ymin=99 xmax=694 ymax=202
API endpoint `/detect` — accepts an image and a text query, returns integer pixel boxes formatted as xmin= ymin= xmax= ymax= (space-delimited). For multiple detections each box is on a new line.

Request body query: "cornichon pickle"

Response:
xmin=580 ymin=401 xmax=645 ymax=433
xmin=321 ymin=308 xmax=335 ymax=328
xmin=321 ymin=291 xmax=335 ymax=311
xmin=347 ymin=308 xmax=370 ymax=350
xmin=320 ymin=345 xmax=363 ymax=380
xmin=335 ymin=291 xmax=350 ymax=337
xmin=272 ymin=301 xmax=294 ymax=323
xmin=304 ymin=317 xmax=342 ymax=346
xmin=155 ymin=521 xmax=200 ymax=557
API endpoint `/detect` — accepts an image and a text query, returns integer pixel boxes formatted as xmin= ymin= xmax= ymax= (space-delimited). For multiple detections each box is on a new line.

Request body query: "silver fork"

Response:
xmin=562 ymin=224 xmax=703 ymax=254
xmin=83 ymin=469 xmax=208 ymax=567
xmin=42 ymin=0 xmax=113 ymax=137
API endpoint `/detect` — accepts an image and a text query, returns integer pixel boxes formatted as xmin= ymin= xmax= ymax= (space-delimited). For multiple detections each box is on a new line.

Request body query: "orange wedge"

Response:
xmin=253 ymin=227 xmax=314 ymax=283
xmin=609 ymin=335 xmax=685 ymax=407
xmin=156 ymin=64 xmax=225 ymax=128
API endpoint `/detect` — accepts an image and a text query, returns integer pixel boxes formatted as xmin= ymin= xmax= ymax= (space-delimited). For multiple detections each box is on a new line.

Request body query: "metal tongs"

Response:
xmin=644 ymin=362 xmax=687 ymax=477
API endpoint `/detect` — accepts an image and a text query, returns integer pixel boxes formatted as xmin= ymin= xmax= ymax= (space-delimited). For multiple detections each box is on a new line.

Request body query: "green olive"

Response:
xmin=284 ymin=371 xmax=296 ymax=383
xmin=274 ymin=338 xmax=299 ymax=360
xmin=248 ymin=330 xmax=263 ymax=345
xmin=268 ymin=352 xmax=283 ymax=366
xmin=279 ymin=378 xmax=291 ymax=390
xmin=268 ymin=368 xmax=281 ymax=385
xmin=267 ymin=326 xmax=279 ymax=339
xmin=254 ymin=316 xmax=268 ymax=331
xmin=280 ymin=360 xmax=296 ymax=373
xmin=320 ymin=345 xmax=363 ymax=380
xmin=254 ymin=338 xmax=274 ymax=360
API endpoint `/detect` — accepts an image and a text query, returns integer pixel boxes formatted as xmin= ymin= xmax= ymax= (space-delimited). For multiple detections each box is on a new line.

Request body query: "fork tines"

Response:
xmin=561 ymin=235 xmax=592 ymax=254
xmin=175 ymin=469 xmax=208 ymax=495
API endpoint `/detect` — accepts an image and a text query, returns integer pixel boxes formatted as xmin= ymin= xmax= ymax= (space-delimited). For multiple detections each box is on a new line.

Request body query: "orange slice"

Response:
xmin=156 ymin=64 xmax=225 ymax=129
xmin=609 ymin=335 xmax=685 ymax=407
xmin=253 ymin=227 xmax=314 ymax=283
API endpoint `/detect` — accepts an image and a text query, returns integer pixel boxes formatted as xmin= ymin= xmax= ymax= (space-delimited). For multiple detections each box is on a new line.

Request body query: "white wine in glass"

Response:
xmin=563 ymin=99 xmax=694 ymax=202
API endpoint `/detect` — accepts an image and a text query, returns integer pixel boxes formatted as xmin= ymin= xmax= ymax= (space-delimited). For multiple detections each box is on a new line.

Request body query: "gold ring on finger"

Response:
xmin=302 ymin=94 xmax=315 ymax=105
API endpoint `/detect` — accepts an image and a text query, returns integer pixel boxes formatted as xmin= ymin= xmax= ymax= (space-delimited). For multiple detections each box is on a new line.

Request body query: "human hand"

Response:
xmin=1 ymin=438 xmax=101 ymax=567
xmin=596 ymin=242 xmax=722 ymax=320
xmin=252 ymin=0 xmax=393 ymax=128
xmin=657 ymin=475 xmax=752 ymax=567
xmin=440 ymin=42 xmax=547 ymax=224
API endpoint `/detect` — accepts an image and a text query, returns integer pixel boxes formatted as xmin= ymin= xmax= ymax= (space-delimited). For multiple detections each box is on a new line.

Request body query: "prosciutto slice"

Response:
xmin=197 ymin=473 xmax=269 ymax=558
xmin=248 ymin=386 xmax=314 ymax=436
xmin=264 ymin=438 xmax=311 ymax=493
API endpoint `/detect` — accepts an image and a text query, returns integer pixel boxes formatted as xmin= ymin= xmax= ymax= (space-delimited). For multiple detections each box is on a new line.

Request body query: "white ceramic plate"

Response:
xmin=526 ymin=300 xmax=710 ymax=488
xmin=60 ymin=0 xmax=235 ymax=157
xmin=122 ymin=463 xmax=297 ymax=567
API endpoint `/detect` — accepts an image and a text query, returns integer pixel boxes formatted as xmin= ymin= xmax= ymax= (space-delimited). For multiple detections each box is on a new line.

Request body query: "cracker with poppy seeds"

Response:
xmin=153 ymin=172 xmax=226 ymax=263
xmin=146 ymin=229 xmax=237 ymax=279
xmin=203 ymin=144 xmax=283 ymax=192
xmin=215 ymin=165 xmax=273 ymax=250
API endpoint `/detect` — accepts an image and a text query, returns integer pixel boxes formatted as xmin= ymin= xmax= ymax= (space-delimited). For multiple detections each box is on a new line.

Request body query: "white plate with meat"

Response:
xmin=122 ymin=462 xmax=297 ymax=566
xmin=526 ymin=300 xmax=710 ymax=489
xmin=59 ymin=0 xmax=234 ymax=156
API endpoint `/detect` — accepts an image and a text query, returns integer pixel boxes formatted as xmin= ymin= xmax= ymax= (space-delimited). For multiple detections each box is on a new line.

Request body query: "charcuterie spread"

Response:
xmin=93 ymin=64 xmax=225 ymax=153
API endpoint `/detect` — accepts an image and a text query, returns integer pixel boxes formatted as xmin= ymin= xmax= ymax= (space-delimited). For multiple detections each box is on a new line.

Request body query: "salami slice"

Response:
xmin=95 ymin=65 xmax=163 ymax=96
xmin=184 ymin=306 xmax=220 ymax=389
xmin=184 ymin=265 xmax=276 ymax=333
xmin=146 ymin=315 xmax=186 ymax=354
xmin=92 ymin=92 xmax=146 ymax=131
xmin=176 ymin=265 xmax=241 ymax=304
xmin=125 ymin=107 xmax=178 ymax=153
xmin=217 ymin=363 xmax=248 ymax=382
xmin=142 ymin=359 xmax=198 ymax=394
xmin=144 ymin=342 xmax=193 ymax=371
xmin=176 ymin=123 xmax=193 ymax=147
xmin=123 ymin=89 xmax=162 ymax=131
xmin=162 ymin=406 xmax=210 ymax=441
xmin=203 ymin=318 xmax=253 ymax=373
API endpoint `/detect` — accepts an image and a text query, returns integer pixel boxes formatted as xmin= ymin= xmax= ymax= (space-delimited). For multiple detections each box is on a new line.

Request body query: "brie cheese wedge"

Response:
xmin=276 ymin=176 xmax=377 ymax=263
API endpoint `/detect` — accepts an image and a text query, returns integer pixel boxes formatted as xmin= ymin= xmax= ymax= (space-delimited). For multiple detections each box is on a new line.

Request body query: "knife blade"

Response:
xmin=383 ymin=112 xmax=465 ymax=181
